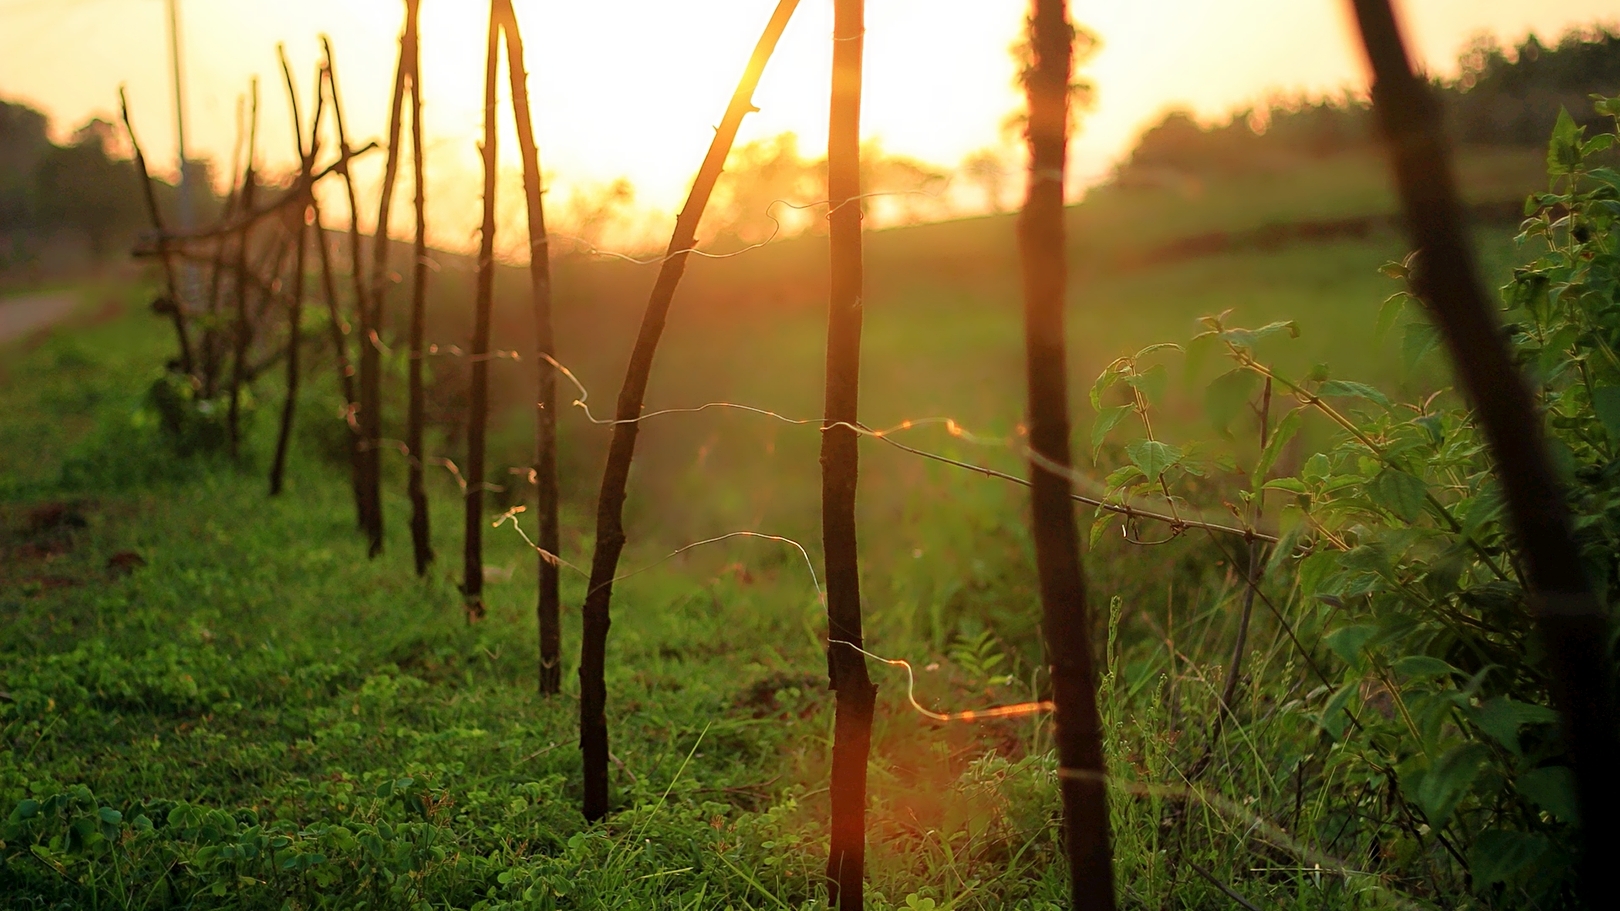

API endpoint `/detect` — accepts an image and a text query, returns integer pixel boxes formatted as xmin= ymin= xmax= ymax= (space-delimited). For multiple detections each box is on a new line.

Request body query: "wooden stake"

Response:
xmin=270 ymin=45 xmax=319 ymax=497
xmin=323 ymin=37 xmax=383 ymax=555
xmin=1349 ymin=0 xmax=1619 ymax=897
xmin=463 ymin=3 xmax=500 ymax=623
xmin=118 ymin=88 xmax=194 ymax=377
xmin=822 ymin=1 xmax=875 ymax=907
xmin=404 ymin=0 xmax=433 ymax=577
xmin=493 ymin=0 xmax=561 ymax=693
xmin=1018 ymin=2 xmax=1116 ymax=907
xmin=576 ymin=0 xmax=801 ymax=821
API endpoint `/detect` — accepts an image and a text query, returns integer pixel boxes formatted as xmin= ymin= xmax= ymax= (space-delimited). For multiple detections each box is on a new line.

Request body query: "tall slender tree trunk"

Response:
xmin=493 ymin=0 xmax=560 ymax=694
xmin=117 ymin=90 xmax=193 ymax=377
xmin=576 ymin=0 xmax=801 ymax=821
xmin=822 ymin=1 xmax=875 ymax=907
xmin=1018 ymin=3 xmax=1116 ymax=908
xmin=1349 ymin=1 xmax=1619 ymax=899
xmin=463 ymin=6 xmax=500 ymax=623
xmin=324 ymin=39 xmax=383 ymax=555
xmin=405 ymin=0 xmax=432 ymax=577
xmin=270 ymin=46 xmax=317 ymax=497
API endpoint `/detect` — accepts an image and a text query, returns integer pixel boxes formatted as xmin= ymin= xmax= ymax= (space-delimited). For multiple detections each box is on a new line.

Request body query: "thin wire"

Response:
xmin=832 ymin=639 xmax=1054 ymax=723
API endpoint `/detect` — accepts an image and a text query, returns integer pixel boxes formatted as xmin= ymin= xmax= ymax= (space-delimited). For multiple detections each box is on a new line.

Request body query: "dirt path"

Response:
xmin=0 ymin=291 xmax=78 ymax=345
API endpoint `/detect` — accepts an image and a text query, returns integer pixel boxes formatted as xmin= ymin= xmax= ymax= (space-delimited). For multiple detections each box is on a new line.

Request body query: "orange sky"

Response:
xmin=1 ymin=0 xmax=1615 ymax=251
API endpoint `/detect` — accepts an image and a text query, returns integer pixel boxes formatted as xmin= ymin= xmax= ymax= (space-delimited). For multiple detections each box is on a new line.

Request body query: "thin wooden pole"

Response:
xmin=463 ymin=3 xmax=500 ymax=623
xmin=202 ymin=95 xmax=245 ymax=398
xmin=311 ymin=197 xmax=365 ymax=527
xmin=1348 ymin=0 xmax=1619 ymax=897
xmin=492 ymin=0 xmax=560 ymax=693
xmin=576 ymin=0 xmax=801 ymax=821
xmin=270 ymin=45 xmax=317 ymax=497
xmin=324 ymin=37 xmax=383 ymax=555
xmin=362 ymin=10 xmax=416 ymax=559
xmin=1018 ymin=2 xmax=1116 ymax=907
xmin=822 ymin=0 xmax=875 ymax=907
xmin=118 ymin=88 xmax=194 ymax=376
xmin=405 ymin=0 xmax=432 ymax=577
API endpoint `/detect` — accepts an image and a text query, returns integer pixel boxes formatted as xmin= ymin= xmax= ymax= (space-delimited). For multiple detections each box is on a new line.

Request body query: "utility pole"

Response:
xmin=166 ymin=0 xmax=192 ymax=226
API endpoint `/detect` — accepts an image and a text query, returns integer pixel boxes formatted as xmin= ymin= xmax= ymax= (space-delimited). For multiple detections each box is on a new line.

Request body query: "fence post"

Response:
xmin=575 ymin=0 xmax=802 ymax=821
xmin=1348 ymin=1 xmax=1618 ymax=898
xmin=1018 ymin=2 xmax=1117 ymax=908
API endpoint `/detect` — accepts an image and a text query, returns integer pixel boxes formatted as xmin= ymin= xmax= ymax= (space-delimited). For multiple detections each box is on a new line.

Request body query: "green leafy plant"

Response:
xmin=1088 ymin=95 xmax=1620 ymax=906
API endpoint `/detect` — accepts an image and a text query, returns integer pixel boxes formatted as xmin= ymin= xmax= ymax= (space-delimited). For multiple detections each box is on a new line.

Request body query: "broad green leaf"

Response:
xmin=1090 ymin=405 xmax=1134 ymax=457
xmin=1393 ymin=655 xmax=1455 ymax=680
xmin=1323 ymin=624 xmax=1376 ymax=666
xmin=1548 ymin=106 xmax=1580 ymax=175
xmin=1262 ymin=477 xmax=1309 ymax=494
xmin=1376 ymin=292 xmax=1409 ymax=341
xmin=1403 ymin=321 xmax=1440 ymax=371
xmin=1367 ymin=469 xmax=1427 ymax=523
xmin=1126 ymin=439 xmax=1182 ymax=479
xmin=1592 ymin=385 xmax=1620 ymax=439
xmin=1221 ymin=320 xmax=1299 ymax=352
xmin=1251 ymin=409 xmax=1301 ymax=488
xmin=1317 ymin=380 xmax=1391 ymax=408
xmin=1412 ymin=741 xmax=1490 ymax=829
xmin=1320 ymin=680 xmax=1358 ymax=739
xmin=1125 ymin=363 xmax=1169 ymax=406
xmin=1469 ymin=829 xmax=1551 ymax=890
xmin=1516 ymin=766 xmax=1579 ymax=823
xmin=1090 ymin=361 xmax=1126 ymax=410
xmin=1104 ymin=464 xmax=1145 ymax=490
xmin=1203 ymin=369 xmax=1259 ymax=437
xmin=1471 ymin=696 xmax=1558 ymax=755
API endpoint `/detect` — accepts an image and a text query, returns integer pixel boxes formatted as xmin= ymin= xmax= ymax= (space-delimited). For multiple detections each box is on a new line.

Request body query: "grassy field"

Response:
xmin=0 ymin=146 xmax=1550 ymax=909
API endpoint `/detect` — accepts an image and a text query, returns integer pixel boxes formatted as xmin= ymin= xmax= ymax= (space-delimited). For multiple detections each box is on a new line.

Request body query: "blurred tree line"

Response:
xmin=0 ymin=97 xmax=216 ymax=275
xmin=1119 ymin=26 xmax=1620 ymax=180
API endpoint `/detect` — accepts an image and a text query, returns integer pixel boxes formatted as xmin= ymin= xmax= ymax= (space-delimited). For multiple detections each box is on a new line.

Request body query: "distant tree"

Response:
xmin=32 ymin=118 xmax=142 ymax=259
xmin=961 ymin=148 xmax=1009 ymax=214
xmin=1451 ymin=27 xmax=1620 ymax=145
xmin=0 ymin=100 xmax=50 ymax=230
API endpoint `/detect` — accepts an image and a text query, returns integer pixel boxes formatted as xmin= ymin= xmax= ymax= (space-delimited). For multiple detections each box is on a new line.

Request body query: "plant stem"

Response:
xmin=575 ymin=0 xmax=801 ymax=822
xmin=1018 ymin=2 xmax=1116 ymax=908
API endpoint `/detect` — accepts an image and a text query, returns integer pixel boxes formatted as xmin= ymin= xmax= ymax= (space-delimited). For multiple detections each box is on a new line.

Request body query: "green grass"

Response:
xmin=1 ymin=148 xmax=1551 ymax=909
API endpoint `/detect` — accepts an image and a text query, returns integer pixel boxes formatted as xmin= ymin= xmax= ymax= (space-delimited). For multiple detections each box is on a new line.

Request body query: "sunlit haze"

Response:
xmin=1 ymin=0 xmax=1614 ymax=252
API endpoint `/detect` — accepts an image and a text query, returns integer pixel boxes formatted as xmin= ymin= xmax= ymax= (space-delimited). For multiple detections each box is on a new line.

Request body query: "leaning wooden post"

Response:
xmin=324 ymin=37 xmax=384 ymax=555
xmin=312 ymin=197 xmax=365 ymax=526
xmin=361 ymin=11 xmax=416 ymax=557
xmin=1348 ymin=0 xmax=1619 ymax=897
xmin=493 ymin=0 xmax=561 ymax=693
xmin=405 ymin=0 xmax=432 ymax=576
xmin=463 ymin=3 xmax=500 ymax=623
xmin=118 ymin=88 xmax=194 ymax=377
xmin=822 ymin=0 xmax=877 ymax=907
xmin=575 ymin=0 xmax=801 ymax=821
xmin=1018 ymin=2 xmax=1117 ymax=908
xmin=270 ymin=45 xmax=318 ymax=496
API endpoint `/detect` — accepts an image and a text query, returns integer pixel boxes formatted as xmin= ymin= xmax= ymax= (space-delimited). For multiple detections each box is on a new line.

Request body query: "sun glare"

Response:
xmin=0 ymin=0 xmax=1615 ymax=252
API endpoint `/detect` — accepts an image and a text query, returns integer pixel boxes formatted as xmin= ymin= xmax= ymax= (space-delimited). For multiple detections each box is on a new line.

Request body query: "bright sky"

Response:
xmin=1 ymin=0 xmax=1614 ymax=251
